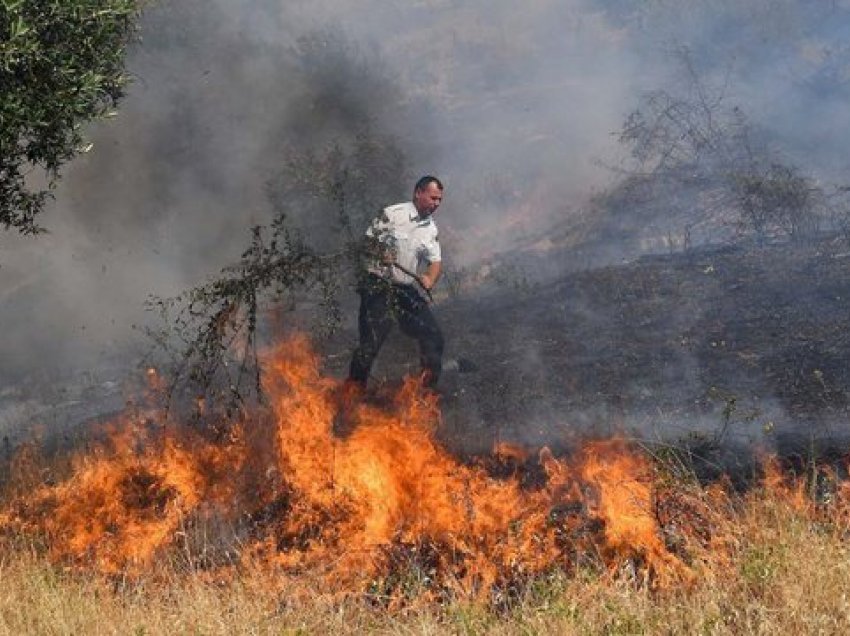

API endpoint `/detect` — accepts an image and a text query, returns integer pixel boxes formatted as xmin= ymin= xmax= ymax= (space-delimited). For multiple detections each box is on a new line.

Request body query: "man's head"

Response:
xmin=413 ymin=175 xmax=444 ymax=218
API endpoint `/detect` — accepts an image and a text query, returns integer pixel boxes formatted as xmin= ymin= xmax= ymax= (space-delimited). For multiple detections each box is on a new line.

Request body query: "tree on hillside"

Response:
xmin=0 ymin=0 xmax=143 ymax=234
xmin=614 ymin=48 xmax=822 ymax=245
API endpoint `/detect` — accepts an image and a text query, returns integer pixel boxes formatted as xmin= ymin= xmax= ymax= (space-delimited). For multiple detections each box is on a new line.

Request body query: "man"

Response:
xmin=348 ymin=176 xmax=445 ymax=389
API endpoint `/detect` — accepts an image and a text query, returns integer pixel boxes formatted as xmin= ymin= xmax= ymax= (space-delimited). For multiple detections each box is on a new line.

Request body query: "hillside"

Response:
xmin=5 ymin=235 xmax=850 ymax=478
xmin=324 ymin=236 xmax=850 ymax=470
xmin=4 ymin=235 xmax=850 ymax=629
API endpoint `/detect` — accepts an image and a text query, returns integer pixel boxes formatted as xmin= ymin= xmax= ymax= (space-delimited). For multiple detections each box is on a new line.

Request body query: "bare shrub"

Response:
xmin=733 ymin=163 xmax=820 ymax=243
xmin=612 ymin=48 xmax=824 ymax=247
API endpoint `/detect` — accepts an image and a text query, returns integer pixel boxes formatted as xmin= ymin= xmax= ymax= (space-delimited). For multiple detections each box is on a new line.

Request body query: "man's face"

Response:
xmin=413 ymin=182 xmax=443 ymax=217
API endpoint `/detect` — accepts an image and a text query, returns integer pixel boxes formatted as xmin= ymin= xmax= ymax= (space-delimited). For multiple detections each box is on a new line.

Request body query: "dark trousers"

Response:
xmin=349 ymin=275 xmax=444 ymax=388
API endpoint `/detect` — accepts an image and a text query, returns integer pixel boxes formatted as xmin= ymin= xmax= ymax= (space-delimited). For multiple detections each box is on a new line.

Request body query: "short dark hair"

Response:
xmin=414 ymin=175 xmax=443 ymax=193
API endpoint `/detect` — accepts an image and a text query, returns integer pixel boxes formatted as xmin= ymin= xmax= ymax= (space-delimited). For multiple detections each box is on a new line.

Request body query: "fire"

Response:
xmin=1 ymin=421 xmax=246 ymax=574
xmin=0 ymin=335 xmax=729 ymax=597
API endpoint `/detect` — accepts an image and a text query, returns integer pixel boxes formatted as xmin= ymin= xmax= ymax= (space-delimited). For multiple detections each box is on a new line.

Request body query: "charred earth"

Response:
xmin=322 ymin=235 xmax=850 ymax=475
xmin=5 ymin=235 xmax=850 ymax=482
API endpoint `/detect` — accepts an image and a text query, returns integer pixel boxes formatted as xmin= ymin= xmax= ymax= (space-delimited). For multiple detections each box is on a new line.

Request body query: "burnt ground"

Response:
xmin=4 ymin=236 xmax=850 ymax=480
xmin=320 ymin=235 xmax=850 ymax=473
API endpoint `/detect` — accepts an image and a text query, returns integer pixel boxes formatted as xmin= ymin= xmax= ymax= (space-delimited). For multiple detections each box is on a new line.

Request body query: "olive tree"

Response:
xmin=0 ymin=0 xmax=143 ymax=234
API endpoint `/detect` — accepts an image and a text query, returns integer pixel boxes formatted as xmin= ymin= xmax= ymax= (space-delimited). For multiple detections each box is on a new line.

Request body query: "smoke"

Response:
xmin=1 ymin=0 xmax=849 ymax=391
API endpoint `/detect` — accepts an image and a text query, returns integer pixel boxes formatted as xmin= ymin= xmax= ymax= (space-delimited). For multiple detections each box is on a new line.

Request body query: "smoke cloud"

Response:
xmin=1 ymin=0 xmax=849 ymax=386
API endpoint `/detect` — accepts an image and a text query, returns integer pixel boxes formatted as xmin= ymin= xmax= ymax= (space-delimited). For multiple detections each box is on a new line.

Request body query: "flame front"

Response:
xmin=1 ymin=336 xmax=699 ymax=596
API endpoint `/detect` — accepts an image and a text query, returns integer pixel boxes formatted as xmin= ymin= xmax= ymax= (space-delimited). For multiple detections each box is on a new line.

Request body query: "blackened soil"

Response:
xmin=322 ymin=237 xmax=850 ymax=462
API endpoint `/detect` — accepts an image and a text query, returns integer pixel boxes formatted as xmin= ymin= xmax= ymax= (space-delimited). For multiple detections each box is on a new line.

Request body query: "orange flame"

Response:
xmin=2 ymin=421 xmax=246 ymax=574
xmin=2 ymin=335 xmax=709 ymax=596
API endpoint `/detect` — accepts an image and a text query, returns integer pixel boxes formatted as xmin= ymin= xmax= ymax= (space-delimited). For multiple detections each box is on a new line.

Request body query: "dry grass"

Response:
xmin=1 ymin=486 xmax=850 ymax=635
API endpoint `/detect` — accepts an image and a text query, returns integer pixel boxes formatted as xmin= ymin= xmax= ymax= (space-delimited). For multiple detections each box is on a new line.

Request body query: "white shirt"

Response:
xmin=366 ymin=201 xmax=441 ymax=286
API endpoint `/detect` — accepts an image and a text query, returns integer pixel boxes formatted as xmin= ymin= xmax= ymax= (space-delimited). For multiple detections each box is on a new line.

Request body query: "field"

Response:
xmin=0 ymin=500 xmax=849 ymax=636
xmin=3 ymin=238 xmax=850 ymax=634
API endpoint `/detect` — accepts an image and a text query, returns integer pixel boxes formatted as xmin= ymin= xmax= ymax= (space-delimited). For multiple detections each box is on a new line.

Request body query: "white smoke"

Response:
xmin=1 ymin=0 xmax=848 ymax=380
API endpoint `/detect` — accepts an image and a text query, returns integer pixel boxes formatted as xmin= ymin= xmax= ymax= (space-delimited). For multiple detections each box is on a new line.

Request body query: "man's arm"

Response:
xmin=419 ymin=261 xmax=442 ymax=290
xmin=420 ymin=225 xmax=442 ymax=290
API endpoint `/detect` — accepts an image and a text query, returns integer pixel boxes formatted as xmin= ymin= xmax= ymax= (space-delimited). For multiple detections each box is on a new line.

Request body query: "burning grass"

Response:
xmin=2 ymin=336 xmax=850 ymax=632
xmin=1 ymin=490 xmax=850 ymax=634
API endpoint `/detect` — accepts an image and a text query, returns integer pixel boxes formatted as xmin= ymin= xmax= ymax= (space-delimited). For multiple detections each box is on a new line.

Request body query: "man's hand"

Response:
xmin=420 ymin=261 xmax=442 ymax=290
